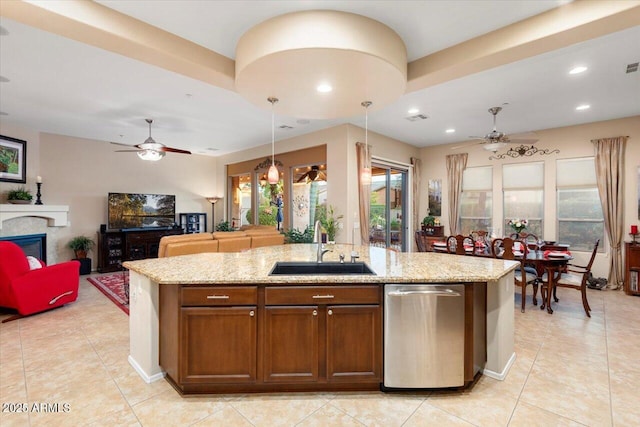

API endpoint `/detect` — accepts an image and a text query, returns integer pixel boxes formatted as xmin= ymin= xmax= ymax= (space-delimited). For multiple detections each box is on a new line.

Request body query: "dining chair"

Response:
xmin=540 ymin=239 xmax=600 ymax=317
xmin=509 ymin=232 xmax=539 ymax=250
xmin=446 ymin=235 xmax=473 ymax=255
xmin=415 ymin=231 xmax=427 ymax=252
xmin=492 ymin=237 xmax=539 ymax=312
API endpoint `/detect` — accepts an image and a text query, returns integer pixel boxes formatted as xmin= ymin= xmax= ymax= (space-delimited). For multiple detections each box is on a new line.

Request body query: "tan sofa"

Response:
xmin=159 ymin=227 xmax=284 ymax=258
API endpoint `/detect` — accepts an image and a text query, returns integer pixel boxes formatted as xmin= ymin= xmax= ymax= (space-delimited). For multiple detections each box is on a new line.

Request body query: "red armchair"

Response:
xmin=0 ymin=241 xmax=80 ymax=322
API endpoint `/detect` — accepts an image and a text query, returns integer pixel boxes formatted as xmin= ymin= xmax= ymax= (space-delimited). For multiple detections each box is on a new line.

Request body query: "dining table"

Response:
xmin=523 ymin=249 xmax=573 ymax=314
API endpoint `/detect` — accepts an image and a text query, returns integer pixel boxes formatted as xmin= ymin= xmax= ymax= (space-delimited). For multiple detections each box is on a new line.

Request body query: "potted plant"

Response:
xmin=282 ymin=225 xmax=314 ymax=243
xmin=7 ymin=186 xmax=33 ymax=204
xmin=421 ymin=215 xmax=435 ymax=232
xmin=215 ymin=220 xmax=233 ymax=231
xmin=317 ymin=205 xmax=344 ymax=243
xmin=68 ymin=236 xmax=95 ymax=259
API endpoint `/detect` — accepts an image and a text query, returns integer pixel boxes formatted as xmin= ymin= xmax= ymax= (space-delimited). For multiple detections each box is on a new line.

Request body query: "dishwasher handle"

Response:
xmin=387 ymin=289 xmax=461 ymax=297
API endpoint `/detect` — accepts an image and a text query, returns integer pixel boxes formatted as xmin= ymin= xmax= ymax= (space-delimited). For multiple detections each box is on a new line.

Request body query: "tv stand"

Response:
xmin=97 ymin=228 xmax=183 ymax=273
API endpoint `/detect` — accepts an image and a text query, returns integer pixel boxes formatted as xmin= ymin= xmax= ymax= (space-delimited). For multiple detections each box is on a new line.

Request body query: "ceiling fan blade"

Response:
xmin=296 ymin=172 xmax=309 ymax=183
xmin=114 ymin=149 xmax=142 ymax=153
xmin=159 ymin=147 xmax=191 ymax=154
xmin=110 ymin=141 xmax=136 ymax=147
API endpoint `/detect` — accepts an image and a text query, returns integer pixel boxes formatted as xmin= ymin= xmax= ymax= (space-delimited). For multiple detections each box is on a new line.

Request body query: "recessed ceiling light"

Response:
xmin=445 ymin=128 xmax=455 ymax=133
xmin=569 ymin=66 xmax=588 ymax=74
xmin=316 ymin=83 xmax=332 ymax=93
xmin=576 ymin=104 xmax=590 ymax=111
xmin=408 ymin=108 xmax=419 ymax=114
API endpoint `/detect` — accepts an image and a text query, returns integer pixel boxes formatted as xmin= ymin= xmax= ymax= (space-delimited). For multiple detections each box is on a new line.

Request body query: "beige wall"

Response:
xmin=419 ymin=115 xmax=640 ymax=278
xmin=217 ymin=124 xmax=419 ymax=243
xmin=0 ymin=124 xmax=218 ymax=264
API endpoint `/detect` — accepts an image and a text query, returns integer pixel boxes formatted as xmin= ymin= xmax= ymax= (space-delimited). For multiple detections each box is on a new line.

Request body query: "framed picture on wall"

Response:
xmin=0 ymin=135 xmax=27 ymax=183
xmin=428 ymin=179 xmax=442 ymax=216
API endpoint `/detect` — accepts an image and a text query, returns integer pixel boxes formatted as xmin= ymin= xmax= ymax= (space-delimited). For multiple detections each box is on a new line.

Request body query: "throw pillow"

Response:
xmin=26 ymin=256 xmax=43 ymax=270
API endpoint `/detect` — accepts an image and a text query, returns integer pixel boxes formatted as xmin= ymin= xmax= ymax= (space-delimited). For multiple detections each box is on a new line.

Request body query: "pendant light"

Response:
xmin=267 ymin=97 xmax=280 ymax=184
xmin=360 ymin=101 xmax=372 ymax=185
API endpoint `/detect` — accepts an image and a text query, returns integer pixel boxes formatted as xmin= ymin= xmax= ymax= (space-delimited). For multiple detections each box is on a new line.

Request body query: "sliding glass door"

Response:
xmin=369 ymin=164 xmax=408 ymax=251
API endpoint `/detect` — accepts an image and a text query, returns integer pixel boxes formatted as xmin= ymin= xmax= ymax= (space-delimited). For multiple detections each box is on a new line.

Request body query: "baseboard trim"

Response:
xmin=128 ymin=355 xmax=165 ymax=383
xmin=482 ymin=352 xmax=516 ymax=381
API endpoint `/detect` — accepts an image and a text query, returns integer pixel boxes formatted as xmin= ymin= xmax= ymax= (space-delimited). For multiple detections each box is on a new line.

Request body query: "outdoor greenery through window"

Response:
xmin=503 ymin=162 xmax=544 ymax=237
xmin=557 ymin=157 xmax=604 ymax=252
xmin=291 ymin=164 xmax=327 ymax=235
xmin=459 ymin=166 xmax=492 ymax=234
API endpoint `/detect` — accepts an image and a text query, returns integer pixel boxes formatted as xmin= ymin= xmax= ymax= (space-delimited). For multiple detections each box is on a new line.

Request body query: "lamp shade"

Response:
xmin=267 ymin=164 xmax=279 ymax=184
xmin=360 ymin=167 xmax=372 ymax=185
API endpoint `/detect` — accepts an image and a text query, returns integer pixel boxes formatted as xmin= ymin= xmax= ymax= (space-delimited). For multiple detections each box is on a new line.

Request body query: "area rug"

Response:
xmin=88 ymin=272 xmax=129 ymax=315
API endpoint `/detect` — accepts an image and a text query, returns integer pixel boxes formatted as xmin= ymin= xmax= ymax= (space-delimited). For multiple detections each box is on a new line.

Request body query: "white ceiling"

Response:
xmin=0 ymin=1 xmax=638 ymax=157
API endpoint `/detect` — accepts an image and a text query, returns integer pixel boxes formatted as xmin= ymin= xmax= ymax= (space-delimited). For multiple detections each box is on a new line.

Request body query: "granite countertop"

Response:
xmin=123 ymin=244 xmax=518 ymax=285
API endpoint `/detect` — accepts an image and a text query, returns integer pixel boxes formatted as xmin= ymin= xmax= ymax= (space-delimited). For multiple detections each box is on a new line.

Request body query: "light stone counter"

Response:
xmin=123 ymin=244 xmax=518 ymax=386
xmin=124 ymin=244 xmax=518 ymax=284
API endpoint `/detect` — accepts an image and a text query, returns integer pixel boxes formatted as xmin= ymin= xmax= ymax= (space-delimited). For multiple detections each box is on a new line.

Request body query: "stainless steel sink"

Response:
xmin=269 ymin=261 xmax=376 ymax=276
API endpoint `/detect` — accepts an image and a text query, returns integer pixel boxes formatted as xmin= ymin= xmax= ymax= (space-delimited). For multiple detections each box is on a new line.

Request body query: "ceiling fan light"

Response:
xmin=137 ymin=149 xmax=165 ymax=161
xmin=483 ymin=142 xmax=507 ymax=152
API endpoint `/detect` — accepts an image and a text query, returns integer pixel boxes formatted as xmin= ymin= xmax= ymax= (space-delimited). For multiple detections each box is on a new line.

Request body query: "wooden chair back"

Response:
xmin=415 ymin=231 xmax=427 ymax=252
xmin=446 ymin=234 xmax=473 ymax=255
xmin=492 ymin=237 xmax=516 ymax=259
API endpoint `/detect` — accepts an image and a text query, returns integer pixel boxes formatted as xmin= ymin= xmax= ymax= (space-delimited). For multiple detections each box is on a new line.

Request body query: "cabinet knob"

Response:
xmin=328 ymin=309 xmax=333 ymax=316
xmin=312 ymin=309 xmax=318 ymax=316
xmin=249 ymin=310 xmax=255 ymax=317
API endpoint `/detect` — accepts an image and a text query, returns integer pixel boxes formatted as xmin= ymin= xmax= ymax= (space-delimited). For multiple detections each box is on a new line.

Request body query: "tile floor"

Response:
xmin=1 ymin=275 xmax=639 ymax=426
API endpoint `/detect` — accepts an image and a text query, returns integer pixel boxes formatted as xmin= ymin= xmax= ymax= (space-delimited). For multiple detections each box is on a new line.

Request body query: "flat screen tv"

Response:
xmin=107 ymin=193 xmax=176 ymax=230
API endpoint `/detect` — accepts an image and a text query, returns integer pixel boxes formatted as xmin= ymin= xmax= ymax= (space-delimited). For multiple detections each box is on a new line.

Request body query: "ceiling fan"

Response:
xmin=295 ymin=165 xmax=326 ymax=183
xmin=111 ymin=119 xmax=191 ymax=161
xmin=452 ymin=106 xmax=538 ymax=152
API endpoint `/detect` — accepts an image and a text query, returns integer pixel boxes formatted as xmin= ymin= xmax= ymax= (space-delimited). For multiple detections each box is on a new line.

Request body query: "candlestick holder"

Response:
xmin=631 ymin=233 xmax=639 ymax=244
xmin=35 ymin=183 xmax=43 ymax=205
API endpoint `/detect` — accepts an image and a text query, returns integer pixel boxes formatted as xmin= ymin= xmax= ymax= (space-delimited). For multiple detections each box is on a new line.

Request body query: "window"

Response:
xmin=503 ymin=162 xmax=543 ymax=237
xmin=229 ymin=174 xmax=251 ymax=229
xmin=459 ymin=166 xmax=492 ymax=234
xmin=557 ymin=158 xmax=604 ymax=251
xmin=291 ymin=164 xmax=327 ymax=233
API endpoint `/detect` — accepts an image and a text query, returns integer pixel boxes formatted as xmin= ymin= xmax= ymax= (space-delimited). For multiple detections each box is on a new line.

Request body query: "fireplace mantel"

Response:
xmin=0 ymin=204 xmax=69 ymax=229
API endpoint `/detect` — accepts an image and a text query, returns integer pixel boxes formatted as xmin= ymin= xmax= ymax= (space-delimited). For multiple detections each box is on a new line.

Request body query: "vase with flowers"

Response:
xmin=508 ymin=218 xmax=528 ymax=236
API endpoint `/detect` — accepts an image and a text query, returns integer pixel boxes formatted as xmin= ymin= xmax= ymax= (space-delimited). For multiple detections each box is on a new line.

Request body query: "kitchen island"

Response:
xmin=124 ymin=244 xmax=518 ymax=393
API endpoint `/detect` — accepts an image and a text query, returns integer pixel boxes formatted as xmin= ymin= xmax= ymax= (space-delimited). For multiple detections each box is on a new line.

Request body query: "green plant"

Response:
xmin=422 ymin=215 xmax=435 ymax=226
xmin=67 ymin=236 xmax=94 ymax=258
xmin=215 ymin=220 xmax=232 ymax=231
xmin=316 ymin=205 xmax=344 ymax=242
xmin=7 ymin=186 xmax=33 ymax=201
xmin=282 ymin=226 xmax=314 ymax=243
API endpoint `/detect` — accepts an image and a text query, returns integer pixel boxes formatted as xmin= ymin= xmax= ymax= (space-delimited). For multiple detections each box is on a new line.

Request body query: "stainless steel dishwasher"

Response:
xmin=384 ymin=284 xmax=465 ymax=388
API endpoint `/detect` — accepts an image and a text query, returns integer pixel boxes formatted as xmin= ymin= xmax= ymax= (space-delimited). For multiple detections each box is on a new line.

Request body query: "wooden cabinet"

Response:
xmin=326 ymin=305 xmax=381 ymax=382
xmin=179 ymin=212 xmax=207 ymax=234
xmin=161 ymin=286 xmax=258 ymax=388
xmin=625 ymin=242 xmax=640 ymax=295
xmin=98 ymin=228 xmax=182 ymax=272
xmin=160 ymin=283 xmax=382 ymax=394
xmin=263 ymin=306 xmax=319 ymax=383
xmin=263 ymin=285 xmax=381 ymax=387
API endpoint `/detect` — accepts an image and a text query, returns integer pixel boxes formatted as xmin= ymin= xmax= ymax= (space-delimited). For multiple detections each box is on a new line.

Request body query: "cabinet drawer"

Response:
xmin=265 ymin=286 xmax=380 ymax=305
xmin=181 ymin=286 xmax=257 ymax=306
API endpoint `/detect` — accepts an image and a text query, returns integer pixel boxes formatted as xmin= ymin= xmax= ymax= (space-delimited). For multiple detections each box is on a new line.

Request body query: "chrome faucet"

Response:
xmin=314 ymin=220 xmax=330 ymax=263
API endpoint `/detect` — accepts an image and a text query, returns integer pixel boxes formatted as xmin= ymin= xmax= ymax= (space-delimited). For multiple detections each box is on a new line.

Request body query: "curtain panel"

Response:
xmin=593 ymin=136 xmax=627 ymax=290
xmin=446 ymin=153 xmax=468 ymax=235
xmin=356 ymin=142 xmax=371 ymax=245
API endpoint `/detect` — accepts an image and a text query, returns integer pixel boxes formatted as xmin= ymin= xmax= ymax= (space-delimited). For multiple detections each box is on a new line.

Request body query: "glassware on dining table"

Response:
xmin=536 ymin=238 xmax=544 ymax=254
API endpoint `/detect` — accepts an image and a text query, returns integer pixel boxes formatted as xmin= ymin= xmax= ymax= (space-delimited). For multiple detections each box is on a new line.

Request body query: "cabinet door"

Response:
xmin=263 ymin=306 xmax=319 ymax=382
xmin=180 ymin=307 xmax=257 ymax=383
xmin=326 ymin=305 xmax=381 ymax=382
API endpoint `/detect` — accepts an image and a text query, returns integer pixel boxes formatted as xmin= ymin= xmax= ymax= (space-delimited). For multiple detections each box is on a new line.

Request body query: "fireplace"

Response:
xmin=0 ymin=233 xmax=47 ymax=263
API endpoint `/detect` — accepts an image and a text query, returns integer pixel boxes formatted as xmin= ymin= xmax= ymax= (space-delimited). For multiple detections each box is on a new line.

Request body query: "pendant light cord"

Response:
xmin=268 ymin=97 xmax=279 ymax=166
xmin=361 ymin=101 xmax=372 ymax=168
